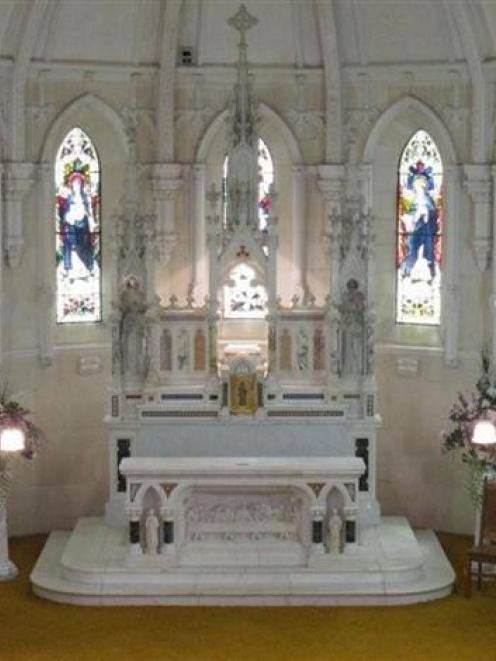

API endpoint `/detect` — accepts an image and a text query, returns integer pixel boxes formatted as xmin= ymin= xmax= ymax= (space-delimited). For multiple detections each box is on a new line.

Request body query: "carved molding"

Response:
xmin=3 ymin=161 xmax=36 ymax=268
xmin=464 ymin=164 xmax=492 ymax=271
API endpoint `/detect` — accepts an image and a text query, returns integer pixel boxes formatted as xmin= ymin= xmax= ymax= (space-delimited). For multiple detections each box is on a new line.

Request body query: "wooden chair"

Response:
xmin=464 ymin=478 xmax=496 ymax=597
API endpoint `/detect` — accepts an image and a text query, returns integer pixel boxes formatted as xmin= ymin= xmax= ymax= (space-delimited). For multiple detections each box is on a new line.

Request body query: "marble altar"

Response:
xmin=30 ymin=4 xmax=455 ymax=606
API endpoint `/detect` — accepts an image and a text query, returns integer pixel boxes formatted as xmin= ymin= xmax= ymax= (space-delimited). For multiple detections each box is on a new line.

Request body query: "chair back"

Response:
xmin=480 ymin=478 xmax=496 ymax=544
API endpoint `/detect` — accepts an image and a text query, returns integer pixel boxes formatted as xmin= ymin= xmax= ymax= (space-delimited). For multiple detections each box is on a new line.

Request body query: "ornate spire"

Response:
xmin=228 ymin=4 xmax=258 ymax=145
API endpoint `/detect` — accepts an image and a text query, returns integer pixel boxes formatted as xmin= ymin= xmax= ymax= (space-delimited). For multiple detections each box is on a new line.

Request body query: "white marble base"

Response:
xmin=30 ymin=516 xmax=455 ymax=606
xmin=0 ymin=559 xmax=19 ymax=581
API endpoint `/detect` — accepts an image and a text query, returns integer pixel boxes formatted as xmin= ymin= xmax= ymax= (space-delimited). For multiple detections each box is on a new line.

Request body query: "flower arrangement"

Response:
xmin=0 ymin=388 xmax=42 ymax=465
xmin=442 ymin=354 xmax=496 ymax=506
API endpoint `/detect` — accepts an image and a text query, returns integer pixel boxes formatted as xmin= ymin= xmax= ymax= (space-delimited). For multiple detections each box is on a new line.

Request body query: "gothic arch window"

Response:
xmin=55 ymin=127 xmax=101 ymax=323
xmin=396 ymin=129 xmax=443 ymax=325
xmin=222 ymin=137 xmax=274 ymax=230
xmin=223 ymin=262 xmax=267 ymax=319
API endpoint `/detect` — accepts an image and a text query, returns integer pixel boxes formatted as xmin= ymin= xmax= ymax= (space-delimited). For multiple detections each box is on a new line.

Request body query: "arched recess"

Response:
xmin=196 ymin=103 xmax=302 ymax=164
xmin=188 ymin=104 xmax=305 ymax=306
xmin=36 ymin=94 xmax=130 ymax=365
xmin=361 ymin=95 xmax=461 ymax=366
xmin=362 ymin=96 xmax=457 ymax=165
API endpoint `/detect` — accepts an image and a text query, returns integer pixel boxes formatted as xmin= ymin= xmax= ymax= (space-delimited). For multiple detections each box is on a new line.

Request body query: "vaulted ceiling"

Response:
xmin=0 ymin=0 xmax=493 ymax=71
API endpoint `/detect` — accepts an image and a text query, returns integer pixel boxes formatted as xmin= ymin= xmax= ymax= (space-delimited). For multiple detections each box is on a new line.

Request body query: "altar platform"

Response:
xmin=31 ymin=517 xmax=454 ymax=606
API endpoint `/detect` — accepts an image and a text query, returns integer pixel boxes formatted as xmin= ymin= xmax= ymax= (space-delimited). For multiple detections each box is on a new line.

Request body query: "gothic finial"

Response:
xmin=228 ymin=5 xmax=258 ymax=44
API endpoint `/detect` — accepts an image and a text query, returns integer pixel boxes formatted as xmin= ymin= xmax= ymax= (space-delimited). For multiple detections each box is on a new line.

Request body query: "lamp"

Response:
xmin=0 ymin=426 xmax=26 ymax=581
xmin=0 ymin=427 xmax=26 ymax=453
xmin=472 ymin=420 xmax=496 ymax=446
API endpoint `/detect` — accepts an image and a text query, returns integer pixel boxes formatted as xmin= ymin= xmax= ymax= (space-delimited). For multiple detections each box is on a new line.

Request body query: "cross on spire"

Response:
xmin=228 ymin=4 xmax=258 ymax=44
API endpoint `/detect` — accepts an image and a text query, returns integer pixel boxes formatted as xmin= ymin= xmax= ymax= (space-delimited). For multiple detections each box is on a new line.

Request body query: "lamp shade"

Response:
xmin=472 ymin=420 xmax=496 ymax=446
xmin=0 ymin=427 xmax=26 ymax=453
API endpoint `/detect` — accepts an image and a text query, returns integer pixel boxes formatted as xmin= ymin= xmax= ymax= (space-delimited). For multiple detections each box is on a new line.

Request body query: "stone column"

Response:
xmin=128 ymin=515 xmax=142 ymax=556
xmin=311 ymin=506 xmax=325 ymax=555
xmin=317 ymin=164 xmax=346 ymax=295
xmin=318 ymin=165 xmax=346 ymax=382
xmin=0 ymin=463 xmax=17 ymax=579
xmin=443 ymin=165 xmax=462 ymax=368
xmin=150 ymin=164 xmax=182 ymax=295
xmin=208 ymin=312 xmax=218 ymax=377
xmin=292 ymin=165 xmax=307 ymax=299
xmin=4 ymin=162 xmax=36 ymax=268
xmin=344 ymin=514 xmax=357 ymax=546
xmin=160 ymin=507 xmax=175 ymax=555
xmin=464 ymin=164 xmax=492 ymax=271
xmin=190 ymin=164 xmax=207 ymax=302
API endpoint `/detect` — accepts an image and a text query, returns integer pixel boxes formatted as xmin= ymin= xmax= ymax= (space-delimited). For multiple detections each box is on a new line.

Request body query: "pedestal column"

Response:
xmin=0 ymin=464 xmax=17 ymax=580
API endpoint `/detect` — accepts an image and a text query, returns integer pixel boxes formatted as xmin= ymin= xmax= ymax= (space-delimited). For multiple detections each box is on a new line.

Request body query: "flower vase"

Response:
xmin=0 ymin=463 xmax=18 ymax=580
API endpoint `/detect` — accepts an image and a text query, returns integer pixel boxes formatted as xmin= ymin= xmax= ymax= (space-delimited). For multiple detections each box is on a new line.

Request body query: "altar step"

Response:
xmin=30 ymin=516 xmax=455 ymax=606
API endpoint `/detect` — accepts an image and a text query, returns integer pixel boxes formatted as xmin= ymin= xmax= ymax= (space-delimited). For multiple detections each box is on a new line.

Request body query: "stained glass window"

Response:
xmin=222 ymin=137 xmax=274 ymax=230
xmin=396 ymin=130 xmax=443 ymax=325
xmin=257 ymin=138 xmax=273 ymax=231
xmin=55 ymin=128 xmax=101 ymax=323
xmin=223 ymin=263 xmax=267 ymax=318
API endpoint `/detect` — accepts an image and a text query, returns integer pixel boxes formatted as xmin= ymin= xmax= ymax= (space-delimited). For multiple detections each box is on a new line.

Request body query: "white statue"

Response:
xmin=327 ymin=508 xmax=343 ymax=554
xmin=145 ymin=508 xmax=159 ymax=555
xmin=338 ymin=279 xmax=366 ymax=377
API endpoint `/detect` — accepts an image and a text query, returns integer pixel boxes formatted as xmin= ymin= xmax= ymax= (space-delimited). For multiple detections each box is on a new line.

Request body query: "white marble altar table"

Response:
xmin=120 ymin=456 xmax=365 ymax=567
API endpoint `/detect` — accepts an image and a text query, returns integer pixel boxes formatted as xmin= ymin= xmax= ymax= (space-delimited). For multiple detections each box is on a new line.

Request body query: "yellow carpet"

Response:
xmin=0 ymin=533 xmax=495 ymax=661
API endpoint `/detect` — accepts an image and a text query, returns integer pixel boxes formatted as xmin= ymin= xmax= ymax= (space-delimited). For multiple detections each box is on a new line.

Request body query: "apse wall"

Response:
xmin=2 ymin=61 xmax=484 ymax=538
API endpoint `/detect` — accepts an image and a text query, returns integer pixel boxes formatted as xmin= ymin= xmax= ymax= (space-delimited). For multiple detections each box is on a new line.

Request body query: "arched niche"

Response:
xmin=196 ymin=104 xmax=303 ymax=305
xmin=36 ymin=94 xmax=130 ymax=350
xmin=360 ymin=95 xmax=463 ymax=354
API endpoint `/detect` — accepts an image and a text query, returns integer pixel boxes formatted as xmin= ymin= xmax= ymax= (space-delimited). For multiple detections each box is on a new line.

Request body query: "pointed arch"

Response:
xmin=362 ymin=95 xmax=457 ymax=165
xmin=360 ymin=95 xmax=461 ymax=363
xmin=40 ymin=93 xmax=129 ymax=163
xmin=196 ymin=103 xmax=302 ymax=164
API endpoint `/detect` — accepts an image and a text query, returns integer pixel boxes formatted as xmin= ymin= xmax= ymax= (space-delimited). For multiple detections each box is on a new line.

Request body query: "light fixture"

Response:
xmin=472 ymin=420 xmax=496 ymax=446
xmin=0 ymin=427 xmax=25 ymax=453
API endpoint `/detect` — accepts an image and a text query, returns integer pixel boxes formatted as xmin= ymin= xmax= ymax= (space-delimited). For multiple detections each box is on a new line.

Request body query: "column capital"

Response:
xmin=317 ymin=164 xmax=346 ymax=200
xmin=150 ymin=162 xmax=183 ymax=198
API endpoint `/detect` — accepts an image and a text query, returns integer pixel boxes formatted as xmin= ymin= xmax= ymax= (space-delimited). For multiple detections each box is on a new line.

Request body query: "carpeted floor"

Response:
xmin=0 ymin=533 xmax=495 ymax=661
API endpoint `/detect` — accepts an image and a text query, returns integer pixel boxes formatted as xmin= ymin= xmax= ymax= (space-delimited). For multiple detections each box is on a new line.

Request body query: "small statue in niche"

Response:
xmin=145 ymin=508 xmax=160 ymax=555
xmin=296 ymin=327 xmax=309 ymax=371
xmin=337 ymin=279 xmax=367 ymax=377
xmin=117 ymin=278 xmax=148 ymax=381
xmin=327 ymin=508 xmax=343 ymax=554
